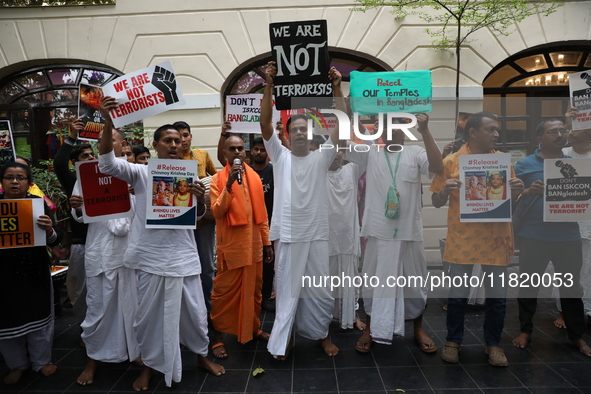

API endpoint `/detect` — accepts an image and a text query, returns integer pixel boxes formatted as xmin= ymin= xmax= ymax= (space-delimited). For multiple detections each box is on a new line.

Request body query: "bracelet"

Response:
xmin=221 ymin=133 xmax=229 ymax=138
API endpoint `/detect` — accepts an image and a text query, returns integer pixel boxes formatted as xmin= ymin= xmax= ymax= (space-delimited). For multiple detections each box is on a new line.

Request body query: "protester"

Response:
xmin=175 ymin=120 xmax=218 ymax=312
xmin=53 ymin=120 xmax=95 ymax=330
xmin=69 ymin=127 xmax=139 ymax=387
xmin=511 ymin=118 xmax=591 ymax=357
xmin=260 ymin=61 xmax=344 ymax=360
xmin=0 ymin=162 xmax=62 ymax=384
xmin=430 ymin=112 xmax=523 ymax=366
xmin=98 ymin=96 xmax=224 ymax=390
xmin=347 ymin=114 xmax=443 ymax=353
xmin=250 ymin=137 xmax=276 ymax=312
xmin=132 ymin=146 xmax=150 ymax=165
xmin=209 ymin=136 xmax=273 ymax=358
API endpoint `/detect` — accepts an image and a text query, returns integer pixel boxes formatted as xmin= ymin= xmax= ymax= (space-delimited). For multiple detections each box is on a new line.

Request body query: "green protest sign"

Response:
xmin=350 ymin=70 xmax=432 ymax=115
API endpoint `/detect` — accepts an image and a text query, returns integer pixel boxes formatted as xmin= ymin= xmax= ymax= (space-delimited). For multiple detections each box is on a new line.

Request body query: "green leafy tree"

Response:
xmin=354 ymin=0 xmax=563 ymax=132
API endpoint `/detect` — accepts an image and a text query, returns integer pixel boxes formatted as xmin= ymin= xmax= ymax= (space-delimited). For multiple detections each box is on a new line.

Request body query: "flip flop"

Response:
xmin=255 ymin=331 xmax=270 ymax=341
xmin=211 ymin=342 xmax=228 ymax=359
xmin=355 ymin=335 xmax=372 ymax=353
xmin=415 ymin=337 xmax=438 ymax=353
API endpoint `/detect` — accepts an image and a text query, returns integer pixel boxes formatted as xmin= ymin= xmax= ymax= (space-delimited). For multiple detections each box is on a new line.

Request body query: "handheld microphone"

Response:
xmin=233 ymin=158 xmax=242 ymax=185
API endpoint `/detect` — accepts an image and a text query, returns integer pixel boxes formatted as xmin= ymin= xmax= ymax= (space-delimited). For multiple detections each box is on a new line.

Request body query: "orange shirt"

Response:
xmin=429 ymin=145 xmax=515 ymax=266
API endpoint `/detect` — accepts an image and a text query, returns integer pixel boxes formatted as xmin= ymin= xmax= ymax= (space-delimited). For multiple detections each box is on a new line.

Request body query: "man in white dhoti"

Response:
xmin=261 ymin=62 xmax=345 ymax=359
xmin=69 ymin=128 xmax=139 ymax=387
xmin=98 ymin=97 xmax=224 ymax=390
xmin=326 ymin=151 xmax=365 ymax=329
xmin=346 ymin=114 xmax=443 ymax=353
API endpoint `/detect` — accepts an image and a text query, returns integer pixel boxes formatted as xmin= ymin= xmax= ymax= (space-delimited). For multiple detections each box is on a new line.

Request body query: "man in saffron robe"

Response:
xmin=209 ymin=136 xmax=273 ymax=358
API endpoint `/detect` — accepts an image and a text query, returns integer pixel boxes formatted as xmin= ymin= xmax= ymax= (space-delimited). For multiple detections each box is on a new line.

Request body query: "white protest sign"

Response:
xmin=226 ymin=94 xmax=280 ymax=134
xmin=544 ymin=158 xmax=591 ymax=221
xmin=569 ymin=69 xmax=591 ymax=131
xmin=102 ymin=61 xmax=185 ymax=128
xmin=459 ymin=153 xmax=512 ymax=222
xmin=146 ymin=159 xmax=198 ymax=229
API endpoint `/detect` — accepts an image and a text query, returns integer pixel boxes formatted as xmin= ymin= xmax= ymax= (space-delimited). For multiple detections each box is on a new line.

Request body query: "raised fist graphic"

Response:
xmin=152 ymin=66 xmax=179 ymax=105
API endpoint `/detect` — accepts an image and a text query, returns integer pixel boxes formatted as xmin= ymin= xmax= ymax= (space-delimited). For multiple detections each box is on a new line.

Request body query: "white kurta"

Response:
xmin=72 ymin=179 xmax=140 ymax=363
xmin=346 ymin=143 xmax=433 ymax=341
xmin=327 ymin=162 xmax=363 ymax=329
xmin=99 ymin=151 xmax=207 ymax=386
xmin=264 ymin=135 xmax=337 ymax=357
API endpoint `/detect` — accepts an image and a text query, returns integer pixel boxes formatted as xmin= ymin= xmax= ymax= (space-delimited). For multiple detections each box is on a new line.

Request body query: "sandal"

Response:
xmin=355 ymin=335 xmax=372 ymax=353
xmin=211 ymin=342 xmax=228 ymax=359
xmin=415 ymin=337 xmax=438 ymax=354
xmin=486 ymin=346 xmax=508 ymax=367
xmin=441 ymin=342 xmax=460 ymax=363
xmin=255 ymin=331 xmax=270 ymax=341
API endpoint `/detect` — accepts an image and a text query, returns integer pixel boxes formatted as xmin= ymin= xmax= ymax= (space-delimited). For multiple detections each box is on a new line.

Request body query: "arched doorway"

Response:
xmin=221 ymin=48 xmax=391 ymax=155
xmin=483 ymin=41 xmax=591 ymax=159
xmin=0 ymin=61 xmax=122 ymax=164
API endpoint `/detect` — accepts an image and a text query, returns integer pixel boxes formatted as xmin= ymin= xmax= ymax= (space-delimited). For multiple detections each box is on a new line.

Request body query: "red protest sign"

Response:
xmin=76 ymin=161 xmax=133 ymax=222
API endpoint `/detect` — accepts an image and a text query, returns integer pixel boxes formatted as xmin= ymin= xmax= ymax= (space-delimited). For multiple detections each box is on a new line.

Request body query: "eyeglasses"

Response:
xmin=3 ymin=175 xmax=28 ymax=182
xmin=547 ymin=128 xmax=569 ymax=136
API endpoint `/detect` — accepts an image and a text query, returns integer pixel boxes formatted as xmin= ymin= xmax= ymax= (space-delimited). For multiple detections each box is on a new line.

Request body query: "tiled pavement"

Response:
xmin=3 ymin=268 xmax=591 ymax=394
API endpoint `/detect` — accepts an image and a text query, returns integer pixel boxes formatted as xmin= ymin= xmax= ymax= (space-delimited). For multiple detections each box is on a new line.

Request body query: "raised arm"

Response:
xmin=99 ymin=96 xmax=118 ymax=155
xmin=329 ymin=66 xmax=345 ymax=149
xmin=217 ymin=121 xmax=232 ymax=166
xmin=415 ymin=114 xmax=443 ymax=174
xmin=260 ymin=62 xmax=276 ymax=141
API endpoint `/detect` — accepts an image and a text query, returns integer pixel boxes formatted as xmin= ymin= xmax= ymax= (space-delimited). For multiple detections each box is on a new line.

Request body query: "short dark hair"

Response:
xmin=16 ymin=156 xmax=31 ymax=166
xmin=464 ymin=112 xmax=497 ymax=139
xmin=0 ymin=162 xmax=32 ymax=184
xmin=132 ymin=145 xmax=150 ymax=157
xmin=172 ymin=121 xmax=190 ymax=133
xmin=154 ymin=124 xmax=180 ymax=142
xmin=536 ymin=118 xmax=564 ymax=136
xmin=114 ymin=128 xmax=126 ymax=142
xmin=70 ymin=143 xmax=94 ymax=162
xmin=286 ymin=114 xmax=310 ymax=133
xmin=253 ymin=137 xmax=264 ymax=147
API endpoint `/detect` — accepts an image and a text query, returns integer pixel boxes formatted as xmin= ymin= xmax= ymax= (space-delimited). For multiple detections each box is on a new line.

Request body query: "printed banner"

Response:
xmin=78 ymin=84 xmax=105 ymax=141
xmin=569 ymin=69 xmax=591 ymax=131
xmin=0 ymin=198 xmax=45 ymax=249
xmin=102 ymin=60 xmax=185 ymax=128
xmin=269 ymin=19 xmax=332 ymax=110
xmin=350 ymin=70 xmax=432 ymax=115
xmin=226 ymin=94 xmax=280 ymax=134
xmin=0 ymin=120 xmax=16 ymax=166
xmin=543 ymin=158 xmax=591 ymax=221
xmin=146 ymin=159 xmax=198 ymax=229
xmin=75 ymin=160 xmax=133 ymax=223
xmin=459 ymin=153 xmax=512 ymax=222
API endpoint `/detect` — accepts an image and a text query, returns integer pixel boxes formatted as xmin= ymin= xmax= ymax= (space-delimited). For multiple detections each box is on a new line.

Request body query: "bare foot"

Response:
xmin=76 ymin=359 xmax=97 ymax=385
xmin=554 ymin=312 xmax=567 ymax=329
xmin=277 ymin=338 xmax=294 ymax=361
xmin=568 ymin=338 xmax=591 ymax=357
xmin=39 ymin=364 xmax=57 ymax=377
xmin=354 ymin=316 xmax=366 ymax=331
xmin=132 ymin=366 xmax=152 ymax=391
xmin=320 ymin=337 xmax=339 ymax=357
xmin=3 ymin=369 xmax=25 ymax=385
xmin=132 ymin=358 xmax=144 ymax=367
xmin=198 ymin=356 xmax=225 ymax=376
xmin=512 ymin=332 xmax=531 ymax=349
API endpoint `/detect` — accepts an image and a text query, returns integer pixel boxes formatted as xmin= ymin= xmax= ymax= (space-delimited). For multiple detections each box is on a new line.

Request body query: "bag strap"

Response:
xmin=384 ymin=149 xmax=402 ymax=183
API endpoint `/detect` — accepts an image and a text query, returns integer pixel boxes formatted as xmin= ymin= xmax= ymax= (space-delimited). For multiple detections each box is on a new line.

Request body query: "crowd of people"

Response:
xmin=1 ymin=62 xmax=591 ymax=391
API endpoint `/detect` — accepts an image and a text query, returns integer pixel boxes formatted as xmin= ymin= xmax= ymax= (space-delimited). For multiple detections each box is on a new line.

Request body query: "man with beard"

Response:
xmin=512 ymin=118 xmax=591 ymax=357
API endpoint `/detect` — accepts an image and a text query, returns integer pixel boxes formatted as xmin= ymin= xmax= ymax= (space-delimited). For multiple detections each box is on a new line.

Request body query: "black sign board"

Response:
xmin=269 ymin=20 xmax=331 ymax=110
